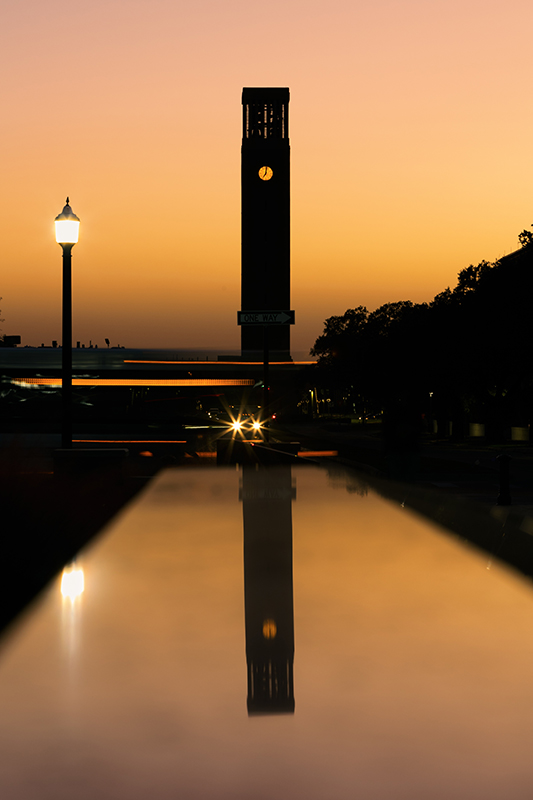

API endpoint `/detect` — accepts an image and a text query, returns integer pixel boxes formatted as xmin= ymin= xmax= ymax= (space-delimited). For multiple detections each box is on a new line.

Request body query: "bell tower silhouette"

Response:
xmin=241 ymin=88 xmax=291 ymax=360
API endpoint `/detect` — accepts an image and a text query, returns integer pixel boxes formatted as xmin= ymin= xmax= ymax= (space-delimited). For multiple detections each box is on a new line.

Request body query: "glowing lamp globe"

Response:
xmin=55 ymin=198 xmax=80 ymax=245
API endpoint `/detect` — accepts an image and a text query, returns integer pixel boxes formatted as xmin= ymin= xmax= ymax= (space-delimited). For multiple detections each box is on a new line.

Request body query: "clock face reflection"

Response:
xmin=258 ymin=166 xmax=273 ymax=181
xmin=263 ymin=619 xmax=277 ymax=639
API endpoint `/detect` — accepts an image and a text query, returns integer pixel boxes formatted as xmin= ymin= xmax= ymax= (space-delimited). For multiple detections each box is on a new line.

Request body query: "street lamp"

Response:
xmin=55 ymin=198 xmax=80 ymax=449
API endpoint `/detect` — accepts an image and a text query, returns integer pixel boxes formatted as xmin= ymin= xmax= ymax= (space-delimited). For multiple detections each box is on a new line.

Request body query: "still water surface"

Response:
xmin=0 ymin=465 xmax=532 ymax=799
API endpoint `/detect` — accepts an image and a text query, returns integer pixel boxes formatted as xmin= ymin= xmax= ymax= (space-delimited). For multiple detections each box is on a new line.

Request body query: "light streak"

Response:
xmin=72 ymin=439 xmax=187 ymax=444
xmin=297 ymin=450 xmax=338 ymax=457
xmin=123 ymin=360 xmax=316 ymax=366
xmin=11 ymin=378 xmax=255 ymax=388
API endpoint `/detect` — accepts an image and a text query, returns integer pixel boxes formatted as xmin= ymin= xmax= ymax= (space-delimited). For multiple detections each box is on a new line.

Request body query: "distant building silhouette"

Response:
xmin=0 ymin=335 xmax=21 ymax=348
xmin=241 ymin=88 xmax=291 ymax=360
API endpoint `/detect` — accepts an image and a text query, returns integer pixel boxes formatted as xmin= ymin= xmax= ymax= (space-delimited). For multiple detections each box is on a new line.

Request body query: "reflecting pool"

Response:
xmin=1 ymin=464 xmax=533 ymax=799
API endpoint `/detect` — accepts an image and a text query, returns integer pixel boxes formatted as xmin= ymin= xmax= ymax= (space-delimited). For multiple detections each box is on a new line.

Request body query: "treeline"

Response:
xmin=310 ymin=231 xmax=533 ymax=440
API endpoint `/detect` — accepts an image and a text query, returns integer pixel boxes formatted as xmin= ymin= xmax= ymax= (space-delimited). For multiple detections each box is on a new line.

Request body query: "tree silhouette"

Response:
xmin=310 ymin=230 xmax=533 ymax=441
xmin=518 ymin=227 xmax=533 ymax=247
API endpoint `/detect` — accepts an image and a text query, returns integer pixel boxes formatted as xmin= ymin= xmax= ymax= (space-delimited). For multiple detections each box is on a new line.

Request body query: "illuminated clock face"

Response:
xmin=258 ymin=166 xmax=273 ymax=181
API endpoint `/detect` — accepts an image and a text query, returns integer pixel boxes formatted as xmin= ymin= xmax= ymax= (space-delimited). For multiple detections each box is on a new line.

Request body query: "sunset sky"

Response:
xmin=1 ymin=0 xmax=532 ymax=354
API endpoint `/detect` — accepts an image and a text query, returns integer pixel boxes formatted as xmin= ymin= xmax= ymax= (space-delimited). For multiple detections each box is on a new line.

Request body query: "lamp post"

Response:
xmin=55 ymin=198 xmax=80 ymax=449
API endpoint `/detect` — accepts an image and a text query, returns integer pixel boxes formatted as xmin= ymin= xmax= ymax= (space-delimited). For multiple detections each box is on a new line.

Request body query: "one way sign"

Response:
xmin=237 ymin=310 xmax=295 ymax=326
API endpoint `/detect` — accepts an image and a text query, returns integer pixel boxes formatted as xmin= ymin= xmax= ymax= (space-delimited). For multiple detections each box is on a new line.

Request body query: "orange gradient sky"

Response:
xmin=1 ymin=0 xmax=532 ymax=354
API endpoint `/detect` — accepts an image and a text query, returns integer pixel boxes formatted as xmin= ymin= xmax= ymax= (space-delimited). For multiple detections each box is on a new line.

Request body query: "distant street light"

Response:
xmin=55 ymin=198 xmax=80 ymax=449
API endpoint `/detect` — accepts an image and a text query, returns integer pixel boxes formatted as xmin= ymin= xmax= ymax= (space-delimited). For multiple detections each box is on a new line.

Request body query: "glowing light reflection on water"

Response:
xmin=61 ymin=566 xmax=84 ymax=601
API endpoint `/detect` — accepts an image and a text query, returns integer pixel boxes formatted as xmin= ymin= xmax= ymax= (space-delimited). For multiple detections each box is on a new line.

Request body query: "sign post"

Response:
xmin=238 ymin=310 xmax=295 ymax=441
xmin=263 ymin=326 xmax=270 ymax=439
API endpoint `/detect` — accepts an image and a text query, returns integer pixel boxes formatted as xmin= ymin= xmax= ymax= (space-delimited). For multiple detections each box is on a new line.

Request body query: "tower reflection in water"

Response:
xmin=241 ymin=465 xmax=296 ymax=715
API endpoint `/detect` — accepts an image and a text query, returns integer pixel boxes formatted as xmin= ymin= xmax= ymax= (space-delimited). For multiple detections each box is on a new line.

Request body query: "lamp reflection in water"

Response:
xmin=61 ymin=562 xmax=85 ymax=668
xmin=61 ymin=565 xmax=85 ymax=600
xmin=241 ymin=465 xmax=296 ymax=715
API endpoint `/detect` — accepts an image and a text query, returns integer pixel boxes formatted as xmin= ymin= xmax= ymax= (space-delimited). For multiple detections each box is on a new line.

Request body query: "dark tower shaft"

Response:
xmin=241 ymin=88 xmax=291 ymax=360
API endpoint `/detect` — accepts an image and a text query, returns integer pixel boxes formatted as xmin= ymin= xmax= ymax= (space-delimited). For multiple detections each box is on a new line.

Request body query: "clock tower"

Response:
xmin=241 ymin=88 xmax=291 ymax=360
